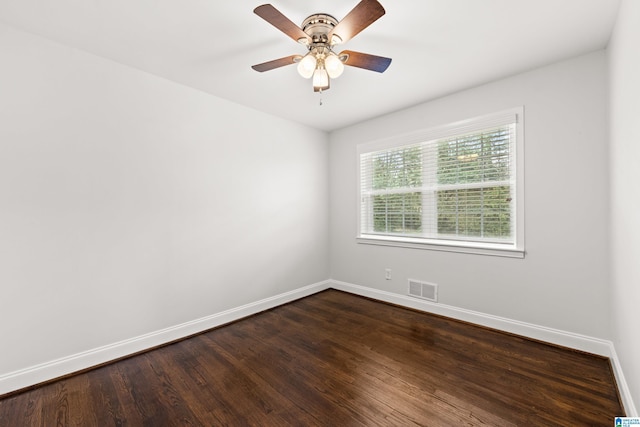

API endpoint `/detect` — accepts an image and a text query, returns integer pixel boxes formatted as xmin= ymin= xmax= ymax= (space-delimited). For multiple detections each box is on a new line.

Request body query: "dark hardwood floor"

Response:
xmin=0 ymin=289 xmax=624 ymax=426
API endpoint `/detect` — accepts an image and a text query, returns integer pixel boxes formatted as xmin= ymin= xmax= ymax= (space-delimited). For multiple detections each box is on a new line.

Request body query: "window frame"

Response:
xmin=356 ymin=107 xmax=525 ymax=258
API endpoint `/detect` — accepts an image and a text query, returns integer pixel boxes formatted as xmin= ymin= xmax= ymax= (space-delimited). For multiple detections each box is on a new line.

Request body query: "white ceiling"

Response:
xmin=0 ymin=0 xmax=621 ymax=132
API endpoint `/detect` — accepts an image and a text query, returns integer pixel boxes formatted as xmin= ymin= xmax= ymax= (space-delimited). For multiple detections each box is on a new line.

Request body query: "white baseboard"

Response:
xmin=329 ymin=280 xmax=612 ymax=354
xmin=2 ymin=278 xmax=636 ymax=416
xmin=0 ymin=280 xmax=331 ymax=396
xmin=609 ymin=346 xmax=638 ymax=416
xmin=330 ymin=279 xmax=637 ymax=416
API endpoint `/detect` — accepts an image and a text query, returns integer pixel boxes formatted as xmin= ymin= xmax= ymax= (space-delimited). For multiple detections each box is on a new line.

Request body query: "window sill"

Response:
xmin=357 ymin=235 xmax=525 ymax=258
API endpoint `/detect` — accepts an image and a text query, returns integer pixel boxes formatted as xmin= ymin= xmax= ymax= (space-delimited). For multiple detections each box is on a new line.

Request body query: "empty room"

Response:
xmin=1 ymin=0 xmax=639 ymax=425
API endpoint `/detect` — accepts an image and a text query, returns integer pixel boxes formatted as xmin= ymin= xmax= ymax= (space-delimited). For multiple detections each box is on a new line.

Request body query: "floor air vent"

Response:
xmin=408 ymin=279 xmax=438 ymax=302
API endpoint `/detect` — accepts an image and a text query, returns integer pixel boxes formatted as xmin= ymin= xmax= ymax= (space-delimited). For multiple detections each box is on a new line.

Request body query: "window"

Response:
xmin=358 ymin=108 xmax=524 ymax=257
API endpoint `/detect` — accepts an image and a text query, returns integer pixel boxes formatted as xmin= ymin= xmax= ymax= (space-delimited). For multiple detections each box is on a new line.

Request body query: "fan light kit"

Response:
xmin=252 ymin=0 xmax=392 ymax=93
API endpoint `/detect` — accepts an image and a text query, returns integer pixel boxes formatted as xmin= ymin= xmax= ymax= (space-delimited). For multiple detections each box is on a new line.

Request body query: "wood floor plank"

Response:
xmin=0 ymin=289 xmax=624 ymax=425
xmin=275 ymin=299 xmax=516 ymax=425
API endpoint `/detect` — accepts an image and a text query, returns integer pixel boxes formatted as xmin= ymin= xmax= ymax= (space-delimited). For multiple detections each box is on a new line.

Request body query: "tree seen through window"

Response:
xmin=368 ymin=126 xmax=513 ymax=240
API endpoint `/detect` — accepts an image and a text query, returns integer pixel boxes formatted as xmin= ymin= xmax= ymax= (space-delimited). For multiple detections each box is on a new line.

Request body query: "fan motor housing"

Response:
xmin=301 ymin=14 xmax=338 ymax=44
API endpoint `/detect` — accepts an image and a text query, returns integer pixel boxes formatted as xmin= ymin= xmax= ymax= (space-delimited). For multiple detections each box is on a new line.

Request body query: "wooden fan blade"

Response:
xmin=340 ymin=50 xmax=391 ymax=73
xmin=254 ymin=4 xmax=311 ymax=44
xmin=252 ymin=55 xmax=300 ymax=72
xmin=329 ymin=0 xmax=385 ymax=44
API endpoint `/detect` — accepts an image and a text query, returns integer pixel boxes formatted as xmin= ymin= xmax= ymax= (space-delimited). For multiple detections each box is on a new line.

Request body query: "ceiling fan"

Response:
xmin=251 ymin=0 xmax=392 ymax=92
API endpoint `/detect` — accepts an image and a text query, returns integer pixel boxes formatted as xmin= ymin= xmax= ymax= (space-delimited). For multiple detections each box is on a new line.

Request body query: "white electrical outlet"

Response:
xmin=385 ymin=268 xmax=392 ymax=280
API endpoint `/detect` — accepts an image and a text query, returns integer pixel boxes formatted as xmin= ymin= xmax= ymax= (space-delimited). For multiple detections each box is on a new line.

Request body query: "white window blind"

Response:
xmin=358 ymin=108 xmax=524 ymax=257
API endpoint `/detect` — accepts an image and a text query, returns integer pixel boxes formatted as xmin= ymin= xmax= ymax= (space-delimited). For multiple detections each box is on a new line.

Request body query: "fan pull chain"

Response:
xmin=319 ymin=89 xmax=323 ymax=106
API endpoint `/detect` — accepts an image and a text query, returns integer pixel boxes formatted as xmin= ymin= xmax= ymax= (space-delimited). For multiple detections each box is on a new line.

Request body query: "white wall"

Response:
xmin=330 ymin=51 xmax=610 ymax=339
xmin=609 ymin=0 xmax=640 ymax=413
xmin=0 ymin=24 xmax=329 ymax=380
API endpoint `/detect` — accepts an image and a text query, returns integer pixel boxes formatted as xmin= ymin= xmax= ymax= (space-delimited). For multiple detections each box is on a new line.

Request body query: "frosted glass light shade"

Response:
xmin=297 ymin=53 xmax=317 ymax=79
xmin=312 ymin=68 xmax=329 ymax=90
xmin=325 ymin=53 xmax=344 ymax=79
